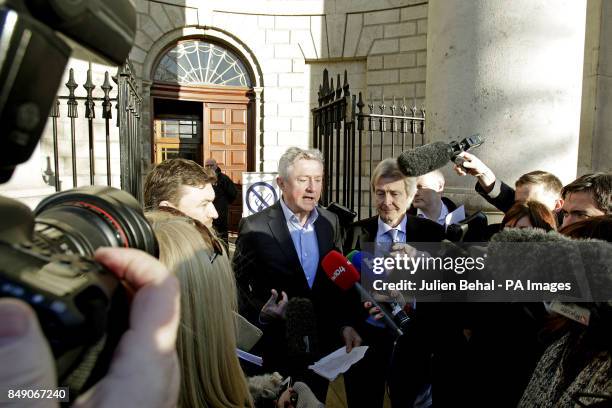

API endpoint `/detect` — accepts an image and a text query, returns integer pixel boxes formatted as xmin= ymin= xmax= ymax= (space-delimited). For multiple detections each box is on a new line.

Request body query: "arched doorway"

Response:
xmin=150 ymin=39 xmax=255 ymax=233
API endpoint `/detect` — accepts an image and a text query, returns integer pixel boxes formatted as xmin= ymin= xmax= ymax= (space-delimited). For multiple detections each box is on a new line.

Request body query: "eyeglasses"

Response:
xmin=157 ymin=206 xmax=224 ymax=263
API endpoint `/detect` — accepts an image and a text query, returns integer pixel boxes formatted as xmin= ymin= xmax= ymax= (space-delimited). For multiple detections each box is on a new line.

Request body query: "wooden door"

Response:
xmin=204 ymin=103 xmax=247 ymax=233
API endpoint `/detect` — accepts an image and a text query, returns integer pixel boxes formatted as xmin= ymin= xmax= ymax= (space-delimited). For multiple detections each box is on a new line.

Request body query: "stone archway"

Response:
xmin=143 ymin=27 xmax=264 ymax=231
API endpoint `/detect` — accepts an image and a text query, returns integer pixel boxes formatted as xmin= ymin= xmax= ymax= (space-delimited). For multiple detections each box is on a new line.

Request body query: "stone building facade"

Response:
xmin=2 ymin=0 xmax=610 ymax=220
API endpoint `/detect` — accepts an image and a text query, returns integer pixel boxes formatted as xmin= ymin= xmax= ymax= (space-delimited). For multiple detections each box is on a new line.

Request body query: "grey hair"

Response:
xmin=417 ymin=169 xmax=446 ymax=190
xmin=277 ymin=147 xmax=324 ymax=180
xmin=371 ymin=157 xmax=417 ymax=196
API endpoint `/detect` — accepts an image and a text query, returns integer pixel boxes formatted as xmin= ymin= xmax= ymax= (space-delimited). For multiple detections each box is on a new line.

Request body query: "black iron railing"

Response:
xmin=47 ymin=61 xmax=142 ymax=201
xmin=312 ymin=69 xmax=425 ymax=219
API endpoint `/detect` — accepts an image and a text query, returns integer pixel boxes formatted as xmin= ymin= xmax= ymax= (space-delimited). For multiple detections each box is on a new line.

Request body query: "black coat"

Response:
xmin=344 ymin=212 xmax=446 ymax=253
xmin=212 ymin=168 xmax=237 ymax=231
xmin=232 ymin=201 xmax=357 ymax=373
xmin=475 ymin=180 xmax=516 ymax=214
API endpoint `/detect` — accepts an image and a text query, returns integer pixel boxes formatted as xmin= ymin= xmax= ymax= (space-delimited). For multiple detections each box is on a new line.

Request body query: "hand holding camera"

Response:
xmin=0 ymin=248 xmax=181 ymax=407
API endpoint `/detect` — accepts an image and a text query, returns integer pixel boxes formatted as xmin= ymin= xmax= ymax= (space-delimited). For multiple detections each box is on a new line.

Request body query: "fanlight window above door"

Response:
xmin=154 ymin=40 xmax=251 ymax=87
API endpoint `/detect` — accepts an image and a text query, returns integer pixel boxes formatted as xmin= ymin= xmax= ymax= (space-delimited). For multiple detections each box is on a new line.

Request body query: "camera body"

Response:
xmin=0 ymin=187 xmax=157 ymax=389
xmin=0 ymin=0 xmax=141 ymax=396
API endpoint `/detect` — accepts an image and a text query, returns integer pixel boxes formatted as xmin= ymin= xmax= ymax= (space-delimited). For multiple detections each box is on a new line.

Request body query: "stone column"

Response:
xmin=252 ymin=86 xmax=264 ymax=171
xmin=578 ymin=0 xmax=612 ymax=174
xmin=425 ymin=0 xmax=588 ymax=211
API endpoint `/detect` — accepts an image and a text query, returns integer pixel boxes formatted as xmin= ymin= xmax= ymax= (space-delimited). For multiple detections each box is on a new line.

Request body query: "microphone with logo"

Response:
xmin=347 ymin=250 xmax=412 ymax=330
xmin=321 ymin=250 xmax=403 ymax=337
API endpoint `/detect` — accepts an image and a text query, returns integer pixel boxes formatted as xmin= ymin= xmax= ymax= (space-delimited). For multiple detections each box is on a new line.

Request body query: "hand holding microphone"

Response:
xmin=348 ymin=250 xmax=413 ymax=330
xmin=453 ymin=151 xmax=497 ymax=193
xmin=322 ymin=250 xmax=404 ymax=337
xmin=397 ymin=135 xmax=484 ymax=177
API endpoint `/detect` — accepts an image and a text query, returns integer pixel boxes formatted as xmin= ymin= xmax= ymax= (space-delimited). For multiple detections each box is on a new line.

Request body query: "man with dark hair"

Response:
xmin=559 ymin=172 xmax=612 ymax=228
xmin=144 ymin=158 xmax=218 ymax=228
xmin=205 ymin=158 xmax=238 ymax=245
xmin=454 ymin=152 xmax=564 ymax=213
xmin=515 ymin=171 xmax=564 ymax=209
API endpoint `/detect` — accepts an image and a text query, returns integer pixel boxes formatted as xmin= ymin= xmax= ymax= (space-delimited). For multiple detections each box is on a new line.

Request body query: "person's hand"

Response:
xmin=363 ymin=301 xmax=385 ymax=321
xmin=276 ymin=381 xmax=323 ymax=408
xmin=341 ymin=326 xmax=362 ymax=353
xmin=260 ymin=289 xmax=288 ymax=323
xmin=390 ymin=242 xmax=418 ymax=258
xmin=0 ymin=298 xmax=55 ymax=408
xmin=371 ymin=289 xmax=407 ymax=307
xmin=74 ymin=247 xmax=181 ymax=408
xmin=453 ymin=152 xmax=496 ymax=192
xmin=0 ymin=248 xmax=180 ymax=408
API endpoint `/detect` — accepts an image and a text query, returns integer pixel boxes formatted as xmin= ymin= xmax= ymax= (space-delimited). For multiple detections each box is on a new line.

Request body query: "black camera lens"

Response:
xmin=33 ymin=186 xmax=158 ymax=257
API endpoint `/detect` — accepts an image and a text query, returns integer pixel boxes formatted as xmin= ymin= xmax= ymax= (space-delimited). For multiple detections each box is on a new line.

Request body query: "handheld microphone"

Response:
xmin=321 ymin=250 xmax=403 ymax=336
xmin=348 ymin=250 xmax=411 ymax=329
xmin=286 ymin=297 xmax=319 ymax=358
xmin=397 ymin=135 xmax=484 ymax=177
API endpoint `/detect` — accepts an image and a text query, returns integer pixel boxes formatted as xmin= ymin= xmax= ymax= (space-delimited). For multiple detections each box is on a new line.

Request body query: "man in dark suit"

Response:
xmin=343 ymin=158 xmax=446 ymax=408
xmin=205 ymin=158 xmax=238 ymax=246
xmin=233 ymin=147 xmax=361 ymax=401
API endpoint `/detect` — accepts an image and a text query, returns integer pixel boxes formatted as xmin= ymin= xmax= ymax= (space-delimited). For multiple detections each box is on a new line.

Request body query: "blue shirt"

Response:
xmin=279 ymin=198 xmax=320 ymax=289
xmin=375 ymin=214 xmax=408 ymax=244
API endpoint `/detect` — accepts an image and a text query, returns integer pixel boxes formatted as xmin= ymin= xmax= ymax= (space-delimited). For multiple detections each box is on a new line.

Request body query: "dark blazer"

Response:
xmin=475 ymin=180 xmax=516 ymax=214
xmin=232 ymin=201 xmax=354 ymax=373
xmin=343 ymin=213 xmax=449 ymax=406
xmin=344 ymin=212 xmax=446 ymax=253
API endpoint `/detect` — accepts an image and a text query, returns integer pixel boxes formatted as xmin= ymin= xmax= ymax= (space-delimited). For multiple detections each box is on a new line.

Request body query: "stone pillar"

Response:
xmin=425 ymin=0 xmax=588 ymax=211
xmin=252 ymin=86 xmax=264 ymax=171
xmin=578 ymin=0 xmax=612 ymax=174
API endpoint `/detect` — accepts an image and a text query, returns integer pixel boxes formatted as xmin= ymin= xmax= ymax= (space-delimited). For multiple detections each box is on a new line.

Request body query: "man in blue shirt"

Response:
xmin=233 ymin=147 xmax=361 ymax=401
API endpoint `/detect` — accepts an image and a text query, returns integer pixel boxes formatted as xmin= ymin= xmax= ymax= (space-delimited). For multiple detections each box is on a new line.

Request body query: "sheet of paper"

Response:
xmin=236 ymin=349 xmax=263 ymax=366
xmin=308 ymin=346 xmax=369 ymax=381
xmin=445 ymin=204 xmax=466 ymax=225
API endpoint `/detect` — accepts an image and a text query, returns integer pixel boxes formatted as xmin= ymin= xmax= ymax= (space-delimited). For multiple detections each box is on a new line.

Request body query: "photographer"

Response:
xmin=0 ymin=248 xmax=181 ymax=407
xmin=0 ymin=1 xmax=182 ymax=406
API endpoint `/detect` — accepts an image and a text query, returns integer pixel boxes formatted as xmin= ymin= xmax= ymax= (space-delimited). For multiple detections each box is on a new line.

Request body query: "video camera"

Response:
xmin=0 ymin=0 xmax=143 ymax=397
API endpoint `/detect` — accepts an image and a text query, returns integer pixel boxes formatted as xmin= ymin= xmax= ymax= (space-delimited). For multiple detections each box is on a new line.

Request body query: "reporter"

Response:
xmin=0 ymin=248 xmax=181 ymax=408
xmin=147 ymin=209 xmax=253 ymax=408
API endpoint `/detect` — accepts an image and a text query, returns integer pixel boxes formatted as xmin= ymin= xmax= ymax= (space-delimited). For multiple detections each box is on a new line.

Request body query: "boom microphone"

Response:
xmin=321 ymin=250 xmax=403 ymax=336
xmin=486 ymin=228 xmax=612 ymax=302
xmin=397 ymin=135 xmax=484 ymax=177
xmin=398 ymin=142 xmax=454 ymax=177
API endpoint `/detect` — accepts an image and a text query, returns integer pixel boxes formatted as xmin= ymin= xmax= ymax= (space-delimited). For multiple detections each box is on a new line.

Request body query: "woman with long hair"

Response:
xmin=146 ymin=208 xmax=253 ymax=408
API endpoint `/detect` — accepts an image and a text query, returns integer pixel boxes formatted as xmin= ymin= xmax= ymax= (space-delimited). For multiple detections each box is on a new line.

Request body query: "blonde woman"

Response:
xmin=146 ymin=208 xmax=253 ymax=408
